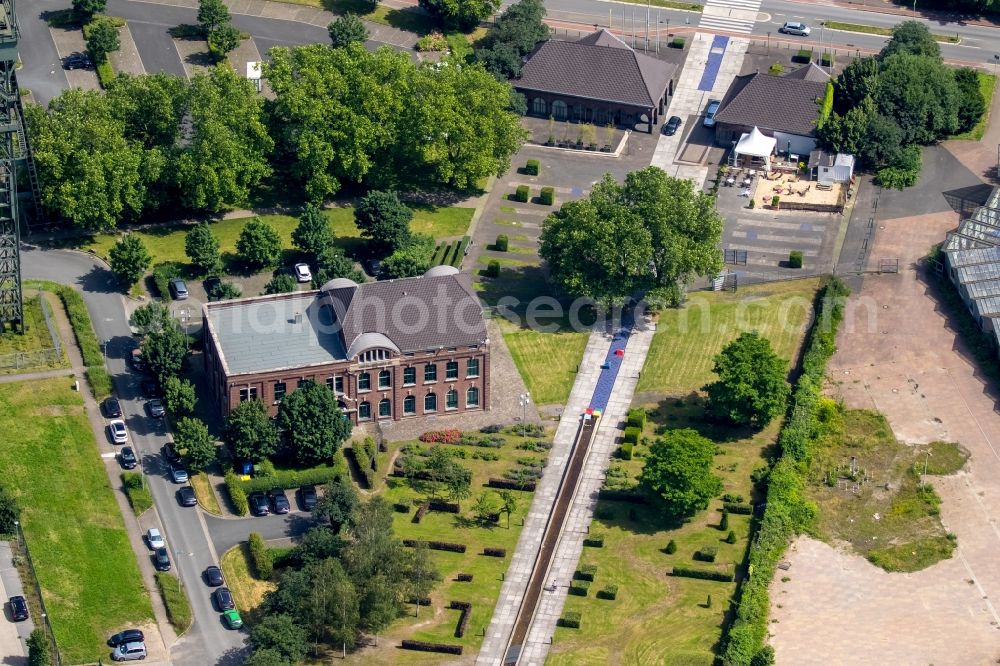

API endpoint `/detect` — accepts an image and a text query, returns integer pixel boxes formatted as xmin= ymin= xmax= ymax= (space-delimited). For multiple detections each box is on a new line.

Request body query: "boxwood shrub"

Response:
xmin=619 ymin=442 xmax=633 ymax=460
xmin=539 ymin=186 xmax=554 ymax=205
xmin=239 ymin=464 xmax=342 ymax=494
xmin=514 ymin=185 xmax=529 ymax=202
xmin=670 ymin=566 xmax=734 ymax=582
xmin=224 ymin=471 xmax=248 ymax=516
xmin=525 ymin=159 xmax=540 ymax=175
xmin=574 ymin=564 xmax=597 ymax=581
xmin=623 ymin=426 xmax=640 ymax=445
xmin=401 ymin=640 xmax=463 ymax=655
xmin=597 ymin=584 xmax=618 ymax=600
xmin=403 ymin=539 xmax=467 ymax=553
xmin=723 ymin=502 xmax=753 ymax=515
xmin=626 ymin=408 xmax=646 ymax=429
xmin=695 ymin=546 xmax=718 ymax=563
xmin=495 ymin=234 xmax=509 ymax=252
xmin=584 ymin=535 xmax=604 ymax=548
xmin=789 ymin=250 xmax=803 ymax=269
xmin=486 ymin=260 xmax=501 ymax=278
xmin=558 ymin=611 xmax=581 ymax=628
xmin=569 ymin=580 xmax=591 ymax=596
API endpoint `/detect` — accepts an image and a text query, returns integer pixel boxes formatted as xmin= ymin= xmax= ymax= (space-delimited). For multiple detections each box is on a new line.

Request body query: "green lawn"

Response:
xmin=637 ymin=279 xmax=822 ymax=394
xmin=951 ymin=72 xmax=997 ymax=141
xmin=0 ymin=379 xmax=152 ymax=662
xmin=823 ymin=20 xmax=960 ymax=43
xmin=275 ymin=0 xmax=439 ymax=34
xmin=0 ymin=292 xmax=67 ymax=374
xmin=500 ymin=319 xmax=589 ymax=405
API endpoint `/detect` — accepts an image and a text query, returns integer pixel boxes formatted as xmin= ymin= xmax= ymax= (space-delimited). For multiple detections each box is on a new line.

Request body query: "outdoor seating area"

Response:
xmin=752 ymin=172 xmax=843 ymax=207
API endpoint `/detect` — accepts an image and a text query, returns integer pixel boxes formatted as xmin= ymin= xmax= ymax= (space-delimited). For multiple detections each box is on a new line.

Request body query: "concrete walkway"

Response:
xmin=0 ymin=541 xmax=32 ymax=665
xmin=0 ymin=367 xmax=74 ymax=384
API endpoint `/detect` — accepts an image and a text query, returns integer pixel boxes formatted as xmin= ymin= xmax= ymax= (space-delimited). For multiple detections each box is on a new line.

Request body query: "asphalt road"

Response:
xmin=16 ymin=0 xmax=70 ymax=106
xmin=19 ymin=246 xmax=246 ymax=666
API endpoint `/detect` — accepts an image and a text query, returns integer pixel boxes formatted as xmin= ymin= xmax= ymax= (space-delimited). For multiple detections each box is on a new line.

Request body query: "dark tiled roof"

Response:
xmin=714 ymin=72 xmax=827 ymax=136
xmin=784 ymin=63 xmax=831 ymax=82
xmin=515 ymin=30 xmax=676 ymax=108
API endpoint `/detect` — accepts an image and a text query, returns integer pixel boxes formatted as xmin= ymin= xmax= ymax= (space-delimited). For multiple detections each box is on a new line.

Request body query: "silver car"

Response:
xmin=779 ymin=21 xmax=811 ymax=36
xmin=703 ymin=99 xmax=721 ymax=127
xmin=112 ymin=641 xmax=146 ymax=661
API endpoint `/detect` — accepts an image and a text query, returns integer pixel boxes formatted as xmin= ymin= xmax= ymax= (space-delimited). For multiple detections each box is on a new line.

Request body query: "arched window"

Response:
xmin=424 ymin=393 xmax=437 ymax=413
xmin=467 ymin=386 xmax=480 ymax=407
xmin=446 ymin=389 xmax=458 ymax=410
xmin=552 ymin=100 xmax=567 ymax=120
xmin=358 ymin=372 xmax=370 ymax=391
xmin=403 ymin=395 xmax=416 ymax=415
xmin=358 ymin=401 xmax=371 ymax=420
xmin=532 ymin=97 xmax=547 ymax=115
xmin=378 ymin=398 xmax=391 ymax=418
xmin=378 ymin=370 xmax=391 ymax=389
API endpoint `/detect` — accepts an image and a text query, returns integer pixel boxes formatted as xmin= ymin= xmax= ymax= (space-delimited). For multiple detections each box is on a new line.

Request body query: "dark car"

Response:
xmin=130 ymin=348 xmax=145 ymax=372
xmin=248 ymin=492 xmax=270 ymax=517
xmin=204 ymin=276 xmax=222 ymax=301
xmin=119 ymin=447 xmax=138 ymax=470
xmin=8 ymin=595 xmax=28 ymax=621
xmin=298 ymin=485 xmax=318 ymax=511
xmin=662 ymin=116 xmax=682 ymax=136
xmin=177 ymin=486 xmax=197 ymax=507
xmin=141 ymin=379 xmax=159 ymax=398
xmin=64 ymin=52 xmax=90 ymax=70
xmin=107 ymin=629 xmax=144 ymax=647
xmin=154 ymin=547 xmax=171 ymax=571
xmin=103 ymin=397 xmax=122 ymax=418
xmin=213 ymin=587 xmax=235 ymax=611
xmin=204 ymin=565 xmax=224 ymax=587
xmin=268 ymin=488 xmax=290 ymax=515
xmin=162 ymin=443 xmax=181 ymax=463
xmin=147 ymin=399 xmax=165 ymax=418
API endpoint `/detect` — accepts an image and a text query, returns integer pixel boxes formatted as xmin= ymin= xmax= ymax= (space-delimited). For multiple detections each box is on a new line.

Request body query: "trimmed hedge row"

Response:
xmin=558 ymin=611 xmax=581 ymax=628
xmin=723 ymin=502 xmax=753 ymax=515
xmin=597 ymin=584 xmax=618 ymax=600
xmin=349 ymin=436 xmax=378 ymax=488
xmin=429 ymin=500 xmax=460 ymax=513
xmin=483 ymin=547 xmax=506 ymax=557
xmin=248 ymin=532 xmax=273 ymax=579
xmin=401 ymin=640 xmax=462 ymax=655
xmin=722 ymin=277 xmax=849 ymax=666
xmin=513 ymin=185 xmax=529 ymax=202
xmin=403 ymin=539 xmax=467 ymax=553
xmin=695 ymin=546 xmax=717 ymax=563
xmin=671 ymin=566 xmax=734 ymax=582
xmin=623 ymin=426 xmax=640 ymax=445
xmin=48 ymin=282 xmax=113 ymax=400
xmin=224 ymin=471 xmax=249 ymax=516
xmin=569 ymin=580 xmax=590 ymax=596
xmin=413 ymin=501 xmax=430 ymax=523
xmin=574 ymin=565 xmax=597 ymax=581
xmin=597 ymin=489 xmax=648 ymax=504
xmin=456 ymin=573 xmax=474 ymax=582
xmin=539 ymin=186 xmax=554 ymax=205
xmin=488 ymin=477 xmax=536 ymax=491
xmin=583 ymin=535 xmax=604 ymax=547
xmin=238 ymin=464 xmax=342 ymax=494
xmin=450 ymin=601 xmax=472 ymax=637
xmin=627 ymin=407 xmax=646 ymax=429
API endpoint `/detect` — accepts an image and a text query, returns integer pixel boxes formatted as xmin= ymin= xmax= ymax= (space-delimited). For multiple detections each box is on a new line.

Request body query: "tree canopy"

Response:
xmin=292 ymin=204 xmax=333 ymax=259
xmin=174 ymin=417 xmax=215 ymax=471
xmin=236 ymin=218 xmax=283 ymax=269
xmin=144 ymin=319 xmax=188 ymax=383
xmin=640 ymin=428 xmax=722 ymax=517
xmin=418 ymin=0 xmax=501 ymax=30
xmin=475 ymin=0 xmax=549 ymax=79
xmin=225 ymin=399 xmax=279 ymax=462
xmin=879 ymin=20 xmax=939 ymax=59
xmin=354 ymin=190 xmax=412 ymax=256
xmin=85 ymin=16 xmax=120 ymax=65
xmin=703 ymin=331 xmax=790 ymax=427
xmin=328 ymin=14 xmax=369 ymax=48
xmin=185 ymin=223 xmax=222 ymax=275
xmin=277 ymin=381 xmax=352 ymax=466
xmin=109 ymin=234 xmax=152 ymax=289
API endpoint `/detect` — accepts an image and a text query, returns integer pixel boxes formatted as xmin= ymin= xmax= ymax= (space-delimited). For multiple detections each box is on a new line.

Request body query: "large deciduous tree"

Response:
xmin=418 ymin=0 xmax=501 ymax=31
xmin=640 ymin=428 xmax=722 ymax=517
xmin=144 ymin=319 xmax=188 ymax=383
xmin=277 ymin=381 xmax=352 ymax=466
xmin=315 ymin=479 xmax=360 ymax=533
xmin=292 ymin=204 xmax=333 ymax=259
xmin=185 ymin=223 xmax=222 ymax=274
xmin=703 ymin=331 xmax=789 ymax=427
xmin=879 ymin=20 xmax=940 ymax=59
xmin=109 ymin=234 xmax=152 ymax=289
xmin=85 ymin=16 xmax=120 ymax=65
xmin=129 ymin=300 xmax=172 ymax=336
xmin=874 ymin=53 xmax=958 ymax=145
xmin=72 ymin=0 xmax=106 ymax=19
xmin=163 ymin=375 xmax=197 ymax=414
xmin=354 ymin=190 xmax=412 ymax=256
xmin=246 ymin=613 xmax=310 ymax=664
xmin=475 ymin=0 xmax=548 ymax=79
xmin=106 ymin=73 xmax=188 ymax=150
xmin=225 ymin=399 xmax=279 ymax=462
xmin=197 ymin=0 xmax=231 ymax=34
xmin=174 ymin=417 xmax=216 ymax=471
xmin=236 ymin=218 xmax=283 ymax=269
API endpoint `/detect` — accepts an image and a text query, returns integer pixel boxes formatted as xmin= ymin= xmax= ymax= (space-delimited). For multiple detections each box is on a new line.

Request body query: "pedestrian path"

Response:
xmin=699 ymin=0 xmax=762 ymax=34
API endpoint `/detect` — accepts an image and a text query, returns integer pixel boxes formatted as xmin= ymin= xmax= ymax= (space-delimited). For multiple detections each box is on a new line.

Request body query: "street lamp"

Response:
xmin=519 ymin=392 xmax=531 ymax=435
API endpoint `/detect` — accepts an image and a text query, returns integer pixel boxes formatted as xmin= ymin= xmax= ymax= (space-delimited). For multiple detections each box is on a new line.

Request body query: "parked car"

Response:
xmin=169 ymin=278 xmax=189 ymax=300
xmin=119 ymin=447 xmax=138 ymax=470
xmin=109 ymin=419 xmax=128 ymax=444
xmin=63 ymin=52 xmax=90 ymax=70
xmin=268 ymin=488 xmax=290 ymax=515
xmin=248 ymin=492 xmax=270 ymax=517
xmin=107 ymin=629 xmax=144 ymax=647
xmin=204 ymin=565 xmax=224 ymax=587
xmin=162 ymin=443 xmax=181 ymax=463
xmin=154 ymin=547 xmax=171 ymax=571
xmin=294 ymin=263 xmax=312 ymax=283
xmin=146 ymin=528 xmax=165 ymax=550
xmin=779 ymin=21 xmax=811 ymax=36
xmin=222 ymin=609 xmax=243 ymax=629
xmin=112 ymin=641 xmax=147 ymax=661
xmin=8 ymin=595 xmax=28 ymax=621
xmin=213 ymin=587 xmax=235 ymax=611
xmin=663 ymin=115 xmax=682 ymax=136
xmin=298 ymin=485 xmax=318 ymax=511
xmin=170 ymin=465 xmax=189 ymax=484
xmin=147 ymin=399 xmax=165 ymax=418
xmin=204 ymin=276 xmax=222 ymax=301
xmin=177 ymin=486 xmax=197 ymax=507
xmin=103 ymin=397 xmax=122 ymax=418
xmin=703 ymin=99 xmax=721 ymax=127
xmin=130 ymin=348 xmax=145 ymax=371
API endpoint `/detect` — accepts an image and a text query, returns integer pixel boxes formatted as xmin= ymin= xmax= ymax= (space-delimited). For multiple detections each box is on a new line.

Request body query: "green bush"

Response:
xmin=768 ymin=62 xmax=784 ymax=75
xmin=720 ymin=508 xmax=730 ymax=531
xmin=726 ymin=530 xmax=738 ymax=544
xmin=670 ymin=37 xmax=685 ymax=48
xmin=665 ymin=539 xmax=677 ymax=554
xmin=671 ymin=566 xmax=733 ymax=582
xmin=619 ymin=442 xmax=633 ymax=460
xmin=558 ymin=611 xmax=581 ymax=628
xmin=596 ymin=584 xmax=618 ymax=600
xmin=539 ymin=186 xmax=555 ymax=206
xmin=748 ymin=198 xmax=756 ymax=209
xmin=525 ymin=159 xmax=539 ymax=175
xmin=95 ymin=61 xmax=114 ymax=87
xmin=626 ymin=408 xmax=646 ymax=430
xmin=584 ymin=535 xmax=604 ymax=548
xmin=155 ymin=572 xmax=192 ymax=632
xmin=248 ymin=532 xmax=273 ymax=579
xmin=495 ymin=234 xmax=509 ymax=252
xmin=794 ymin=48 xmax=812 ymax=63
xmin=152 ymin=262 xmax=183 ymax=300
xmin=574 ymin=564 xmax=597 ymax=581
xmin=568 ymin=579 xmax=591 ymax=596
xmin=789 ymin=251 xmax=803 ymax=269
xmin=486 ymin=260 xmax=501 ymax=278
xmin=86 ymin=367 xmax=113 ymax=402
xmin=514 ymin=185 xmax=529 ymax=202
xmin=623 ymin=426 xmax=640 ymax=445
xmin=122 ymin=472 xmax=152 ymax=515
xmin=394 ymin=499 xmax=412 ymax=513
xmin=348 ymin=437 xmax=378 ymax=488
xmin=771 ymin=195 xmax=780 ymax=209
xmin=26 ymin=628 xmax=48 ymax=666
xmin=820 ymin=51 xmax=834 ymax=67
xmin=695 ymin=546 xmax=718 ymax=562
xmin=238 ymin=463 xmax=343 ymax=494
xmin=724 ymin=502 xmax=753 ymax=515
xmin=225 ymin=470 xmax=248 ymax=516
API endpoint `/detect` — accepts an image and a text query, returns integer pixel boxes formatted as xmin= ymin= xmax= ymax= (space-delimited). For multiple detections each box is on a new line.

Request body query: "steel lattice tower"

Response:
xmin=0 ymin=0 xmax=22 ymax=334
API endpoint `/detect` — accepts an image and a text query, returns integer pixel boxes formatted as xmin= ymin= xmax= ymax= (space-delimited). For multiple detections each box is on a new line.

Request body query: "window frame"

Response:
xmin=424 ymin=363 xmax=437 ymax=383
xmin=424 ymin=392 xmax=437 ymax=413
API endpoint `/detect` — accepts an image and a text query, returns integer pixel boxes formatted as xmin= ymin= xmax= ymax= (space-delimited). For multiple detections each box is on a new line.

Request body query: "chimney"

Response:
xmin=294 ymin=312 xmax=303 ymax=324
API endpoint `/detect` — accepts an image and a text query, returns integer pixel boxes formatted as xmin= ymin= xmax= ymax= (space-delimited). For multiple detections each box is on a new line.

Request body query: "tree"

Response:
xmin=107 ymin=73 xmax=189 ymax=150
xmin=277 ymin=381 xmax=352 ymax=466
xmin=236 ymin=218 xmax=283 ymax=269
xmin=874 ymin=144 xmax=923 ymax=190
xmin=292 ymin=204 xmax=333 ymax=259
xmin=244 ymin=648 xmax=292 ymax=666
xmin=411 ymin=446 xmax=471 ymax=501
xmin=328 ymin=14 xmax=369 ymax=48
xmin=27 ymin=629 xmax=49 ymax=666
xmin=225 ymin=399 xmax=279 ymax=461
xmin=211 ymin=281 xmax=242 ymax=300
xmin=72 ymin=0 xmax=106 ymax=19
xmin=875 ymin=53 xmax=958 ymax=144
xmin=109 ymin=235 xmax=152 ymax=289
xmin=475 ymin=0 xmax=548 ymax=78
xmin=198 ymin=0 xmax=231 ymax=34
xmin=175 ymin=417 xmax=216 ymax=471
xmin=85 ymin=16 xmax=120 ymax=65
xmin=314 ymin=246 xmax=366 ymax=286
xmin=539 ymin=176 xmax=652 ymax=307
xmin=703 ymin=331 xmax=789 ymax=427
xmin=247 ymin=613 xmax=309 ymax=663
xmin=378 ymin=233 xmax=435 ymax=280
xmin=264 ymin=274 xmax=298 ymax=295
xmin=144 ymin=321 xmax=188 ymax=383
xmin=315 ymin=479 xmax=360 ymax=533
xmin=295 ymin=526 xmax=345 ymax=564
xmin=0 ymin=482 xmax=19 ymax=534
xmin=130 ymin=301 xmax=172 ymax=337
xmin=640 ymin=428 xmax=722 ymax=517
xmin=498 ymin=489 xmax=518 ymax=528
xmin=407 ymin=542 xmax=439 ymax=616
xmin=163 ymin=375 xmax=197 ymax=414
xmin=418 ymin=0 xmax=501 ymax=31
xmin=207 ymin=24 xmax=241 ymax=59
xmin=175 ymin=67 xmax=273 ymax=213
xmin=472 ymin=490 xmax=499 ymax=523
xmin=185 ymin=223 xmax=222 ymax=275
xmin=879 ymin=20 xmax=940 ymax=59
xmin=954 ymin=67 xmax=986 ymax=133
xmin=475 ymin=41 xmax=523 ymax=79
xmin=354 ymin=190 xmax=412 ymax=256
xmin=832 ymin=56 xmax=879 ymax=114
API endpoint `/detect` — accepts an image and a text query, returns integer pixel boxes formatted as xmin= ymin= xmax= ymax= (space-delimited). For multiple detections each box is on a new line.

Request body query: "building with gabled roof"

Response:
xmin=513 ymin=29 xmax=677 ymax=133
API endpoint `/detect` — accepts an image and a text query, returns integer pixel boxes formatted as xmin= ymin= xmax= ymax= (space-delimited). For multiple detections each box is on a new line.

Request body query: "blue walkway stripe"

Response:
xmin=589 ymin=315 xmax=635 ymax=413
xmin=698 ymin=35 xmax=729 ymax=92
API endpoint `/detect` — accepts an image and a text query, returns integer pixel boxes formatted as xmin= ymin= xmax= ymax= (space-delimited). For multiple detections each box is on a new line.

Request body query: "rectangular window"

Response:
xmin=446 ymin=390 xmax=458 ymax=410
xmin=239 ymin=387 xmax=258 ymax=402
xmin=297 ymin=379 xmax=309 ymax=389
xmin=326 ymin=377 xmax=335 ymax=391
xmin=403 ymin=367 xmax=416 ymax=386
xmin=335 ymin=376 xmax=344 ymax=393
xmin=358 ymin=373 xmax=371 ymax=391
xmin=446 ymin=361 xmax=458 ymax=380
xmin=404 ymin=395 xmax=416 ymax=415
xmin=424 ymin=363 xmax=437 ymax=382
xmin=273 ymin=382 xmax=287 ymax=402
xmin=378 ymin=399 xmax=391 ymax=417
xmin=467 ymin=358 xmax=480 ymax=378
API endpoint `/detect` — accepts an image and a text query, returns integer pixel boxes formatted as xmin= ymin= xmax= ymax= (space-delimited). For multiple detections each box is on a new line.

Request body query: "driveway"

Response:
xmin=0 ymin=541 xmax=31 ymax=666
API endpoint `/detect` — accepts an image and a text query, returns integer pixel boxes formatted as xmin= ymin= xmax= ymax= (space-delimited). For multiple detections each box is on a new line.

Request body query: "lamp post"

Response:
xmin=519 ymin=392 xmax=531 ymax=435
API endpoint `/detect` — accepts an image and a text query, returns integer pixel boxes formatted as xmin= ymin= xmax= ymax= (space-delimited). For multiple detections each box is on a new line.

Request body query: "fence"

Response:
xmin=0 ymin=348 xmax=61 ymax=372
xmin=12 ymin=521 xmax=63 ymax=665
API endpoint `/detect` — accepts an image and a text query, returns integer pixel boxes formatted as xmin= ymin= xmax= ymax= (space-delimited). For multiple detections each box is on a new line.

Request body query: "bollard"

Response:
xmin=74 ymin=380 xmax=79 ymax=392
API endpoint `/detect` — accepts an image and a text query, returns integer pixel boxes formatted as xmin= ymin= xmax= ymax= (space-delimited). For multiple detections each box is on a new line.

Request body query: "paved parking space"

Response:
xmin=110 ymin=24 xmax=147 ymax=76
xmin=0 ymin=541 xmax=31 ymax=665
xmin=47 ymin=26 xmax=100 ymax=91
xmin=124 ymin=20 xmax=187 ymax=77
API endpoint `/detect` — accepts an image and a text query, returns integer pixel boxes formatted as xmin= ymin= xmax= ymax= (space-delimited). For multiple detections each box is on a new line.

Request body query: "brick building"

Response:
xmin=203 ymin=266 xmax=490 ymax=425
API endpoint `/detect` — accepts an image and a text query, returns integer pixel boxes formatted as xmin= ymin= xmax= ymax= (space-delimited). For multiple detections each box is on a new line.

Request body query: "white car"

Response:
xmin=779 ymin=21 xmax=811 ymax=36
xmin=109 ymin=419 xmax=128 ymax=444
xmin=146 ymin=528 xmax=165 ymax=550
xmin=294 ymin=263 xmax=312 ymax=283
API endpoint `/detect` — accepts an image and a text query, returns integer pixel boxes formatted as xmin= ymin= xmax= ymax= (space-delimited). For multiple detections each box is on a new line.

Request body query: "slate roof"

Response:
xmin=714 ymin=71 xmax=827 ymax=136
xmin=783 ymin=63 xmax=831 ymax=82
xmin=205 ymin=273 xmax=487 ymax=376
xmin=514 ymin=29 xmax=676 ymax=108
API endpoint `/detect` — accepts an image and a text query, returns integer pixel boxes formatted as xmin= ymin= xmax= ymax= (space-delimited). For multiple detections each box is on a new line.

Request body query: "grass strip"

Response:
xmin=155 ymin=572 xmax=192 ymax=634
xmin=615 ymin=0 xmax=703 ymax=10
xmin=191 ymin=472 xmax=223 ymax=514
xmin=121 ymin=472 xmax=153 ymax=516
xmin=221 ymin=544 xmax=275 ymax=613
xmin=823 ymin=20 xmax=960 ymax=42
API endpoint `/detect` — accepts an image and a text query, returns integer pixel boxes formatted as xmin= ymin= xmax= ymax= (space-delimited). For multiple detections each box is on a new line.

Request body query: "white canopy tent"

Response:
xmin=733 ymin=126 xmax=776 ymax=171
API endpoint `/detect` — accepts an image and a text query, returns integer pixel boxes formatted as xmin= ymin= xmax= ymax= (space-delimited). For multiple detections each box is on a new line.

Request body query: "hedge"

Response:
xmin=450 ymin=601 xmax=472 ymax=637
xmin=429 ymin=500 xmax=460 ymax=513
xmin=483 ymin=547 xmax=506 ymax=557
xmin=394 ymin=499 xmax=412 ymax=513
xmin=495 ymin=234 xmax=509 ymax=252
xmin=248 ymin=532 xmax=273 ymax=579
xmin=789 ymin=250 xmax=803 ymax=269
xmin=96 ymin=61 xmax=114 ymax=87
xmin=695 ymin=546 xmax=717 ymax=563
xmin=224 ymin=471 xmax=249 ymax=516
xmin=574 ymin=564 xmax=597 ymax=581
xmin=456 ymin=573 xmax=474 ymax=582
xmin=122 ymin=472 xmax=152 ymax=515
xmin=413 ymin=501 xmax=430 ymax=523
xmin=525 ymin=159 xmax=539 ymax=175
xmin=721 ymin=278 xmax=850 ymax=666
xmin=558 ymin=611 xmax=581 ymax=628
xmin=486 ymin=260 xmax=501 ymax=278
xmin=670 ymin=37 xmax=685 ymax=48
xmin=151 ymin=261 xmax=183 ymax=301
xmin=238 ymin=464 xmax=342 ymax=494
xmin=48 ymin=282 xmax=112 ymax=400
xmin=793 ymin=48 xmax=813 ymax=63
xmin=619 ymin=442 xmax=633 ymax=460
xmin=403 ymin=539 xmax=467 ymax=553
xmin=584 ymin=535 xmax=604 ymax=547
xmin=626 ymin=407 xmax=646 ymax=429
xmin=569 ymin=580 xmax=591 ymax=596
xmin=597 ymin=489 xmax=648 ymax=504
xmin=671 ymin=566 xmax=734 ymax=582
xmin=349 ymin=436 xmax=378 ymax=488
xmin=488 ymin=477 xmax=536 ymax=491
xmin=724 ymin=502 xmax=753 ymax=515
xmin=539 ymin=186 xmax=554 ymax=206
xmin=400 ymin=640 xmax=463 ymax=655
xmin=623 ymin=426 xmax=640 ymax=445
xmin=597 ymin=584 xmax=618 ymax=600
xmin=155 ymin=572 xmax=192 ymax=633
xmin=513 ymin=185 xmax=529 ymax=202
